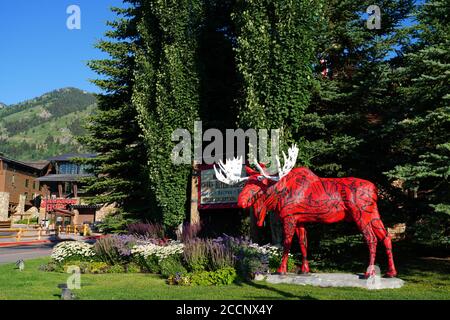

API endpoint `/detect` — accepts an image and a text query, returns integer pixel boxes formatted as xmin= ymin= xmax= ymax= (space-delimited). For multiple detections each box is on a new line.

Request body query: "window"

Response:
xmin=33 ymin=181 xmax=36 ymax=190
xmin=59 ymin=162 xmax=80 ymax=175
xmin=25 ymin=179 xmax=29 ymax=188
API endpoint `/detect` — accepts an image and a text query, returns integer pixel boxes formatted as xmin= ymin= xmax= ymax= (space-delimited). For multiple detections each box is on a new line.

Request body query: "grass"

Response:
xmin=0 ymin=253 xmax=449 ymax=300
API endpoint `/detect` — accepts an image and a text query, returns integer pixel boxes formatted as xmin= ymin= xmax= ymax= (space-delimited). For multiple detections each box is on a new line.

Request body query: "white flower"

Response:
xmin=51 ymin=241 xmax=95 ymax=262
xmin=248 ymin=243 xmax=293 ymax=258
xmin=131 ymin=241 xmax=184 ymax=262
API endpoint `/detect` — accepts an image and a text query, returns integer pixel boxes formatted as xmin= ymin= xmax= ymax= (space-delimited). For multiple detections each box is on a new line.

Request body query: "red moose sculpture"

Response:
xmin=214 ymin=145 xmax=397 ymax=278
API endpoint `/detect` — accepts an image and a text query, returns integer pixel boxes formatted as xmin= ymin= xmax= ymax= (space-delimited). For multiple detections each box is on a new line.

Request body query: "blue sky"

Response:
xmin=0 ymin=0 xmax=124 ymax=105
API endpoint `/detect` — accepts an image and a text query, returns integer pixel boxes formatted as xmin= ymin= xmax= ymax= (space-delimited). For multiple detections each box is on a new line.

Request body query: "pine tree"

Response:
xmin=386 ymin=0 xmax=450 ymax=220
xmin=306 ymin=0 xmax=413 ymax=179
xmin=79 ymin=2 xmax=156 ymax=229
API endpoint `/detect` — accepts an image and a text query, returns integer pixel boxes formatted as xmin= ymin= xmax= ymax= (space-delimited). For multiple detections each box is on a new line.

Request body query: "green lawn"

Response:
xmin=0 ymin=256 xmax=449 ymax=300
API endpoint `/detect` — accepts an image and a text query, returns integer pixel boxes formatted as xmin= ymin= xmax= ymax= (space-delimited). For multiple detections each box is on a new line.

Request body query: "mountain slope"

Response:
xmin=0 ymin=88 xmax=96 ymax=160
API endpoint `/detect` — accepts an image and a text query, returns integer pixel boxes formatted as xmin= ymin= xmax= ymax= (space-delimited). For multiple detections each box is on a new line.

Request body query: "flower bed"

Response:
xmin=51 ymin=241 xmax=96 ymax=262
xmin=43 ymin=233 xmax=299 ymax=286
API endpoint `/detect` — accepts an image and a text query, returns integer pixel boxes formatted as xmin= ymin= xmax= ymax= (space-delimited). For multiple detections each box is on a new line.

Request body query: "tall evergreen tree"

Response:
xmin=386 ymin=0 xmax=449 ymax=220
xmin=307 ymin=0 xmax=413 ymax=179
xmin=80 ymin=2 xmax=156 ymax=229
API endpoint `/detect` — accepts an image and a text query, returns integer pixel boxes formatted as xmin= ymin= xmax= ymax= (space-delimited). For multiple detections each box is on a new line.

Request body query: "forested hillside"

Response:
xmin=0 ymin=88 xmax=96 ymax=160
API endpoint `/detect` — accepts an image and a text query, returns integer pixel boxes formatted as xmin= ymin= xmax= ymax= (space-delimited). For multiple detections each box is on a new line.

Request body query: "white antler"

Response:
xmin=252 ymin=160 xmax=272 ymax=180
xmin=214 ymin=156 xmax=249 ymax=185
xmin=214 ymin=144 xmax=298 ymax=184
xmin=274 ymin=144 xmax=299 ymax=180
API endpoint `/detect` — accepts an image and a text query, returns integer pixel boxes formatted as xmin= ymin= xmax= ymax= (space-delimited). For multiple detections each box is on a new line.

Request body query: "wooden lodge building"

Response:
xmin=0 ymin=153 xmax=104 ymax=227
xmin=0 ymin=155 xmax=48 ymax=221
xmin=36 ymin=153 xmax=100 ymax=226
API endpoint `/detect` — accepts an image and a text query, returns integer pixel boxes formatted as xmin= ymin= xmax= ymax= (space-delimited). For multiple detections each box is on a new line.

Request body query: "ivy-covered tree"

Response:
xmin=386 ymin=0 xmax=449 ymax=223
xmin=232 ymin=0 xmax=320 ymax=156
xmin=132 ymin=0 xmax=204 ymax=229
xmin=80 ymin=2 xmax=156 ymax=229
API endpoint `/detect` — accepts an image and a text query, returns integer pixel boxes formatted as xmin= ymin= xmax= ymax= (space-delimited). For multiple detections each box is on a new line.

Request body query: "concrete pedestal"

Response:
xmin=259 ymin=273 xmax=405 ymax=290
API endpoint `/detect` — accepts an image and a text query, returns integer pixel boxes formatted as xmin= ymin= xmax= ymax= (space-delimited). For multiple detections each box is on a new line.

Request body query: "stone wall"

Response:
xmin=0 ymin=192 xmax=10 ymax=221
xmin=16 ymin=194 xmax=26 ymax=215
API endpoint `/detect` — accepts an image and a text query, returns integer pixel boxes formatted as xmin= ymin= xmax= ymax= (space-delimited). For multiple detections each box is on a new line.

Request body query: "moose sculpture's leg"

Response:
xmin=371 ymin=218 xmax=397 ymax=277
xmin=277 ymin=216 xmax=296 ymax=274
xmin=356 ymin=222 xmax=378 ymax=278
xmin=296 ymin=225 xmax=310 ymax=274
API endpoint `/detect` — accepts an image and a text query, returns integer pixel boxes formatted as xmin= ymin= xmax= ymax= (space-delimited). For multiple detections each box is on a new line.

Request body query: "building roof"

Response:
xmin=36 ymin=173 xmax=93 ymax=182
xmin=23 ymin=161 xmax=50 ymax=170
xmin=47 ymin=153 xmax=97 ymax=162
xmin=0 ymin=155 xmax=44 ymax=173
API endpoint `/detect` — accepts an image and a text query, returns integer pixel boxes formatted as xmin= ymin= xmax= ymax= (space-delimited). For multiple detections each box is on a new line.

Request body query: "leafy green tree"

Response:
xmin=132 ymin=0 xmax=204 ymax=228
xmin=232 ymin=0 xmax=320 ymax=153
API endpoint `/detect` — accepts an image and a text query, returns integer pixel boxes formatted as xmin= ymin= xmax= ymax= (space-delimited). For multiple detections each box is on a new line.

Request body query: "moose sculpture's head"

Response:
xmin=214 ymin=145 xmax=299 ymax=227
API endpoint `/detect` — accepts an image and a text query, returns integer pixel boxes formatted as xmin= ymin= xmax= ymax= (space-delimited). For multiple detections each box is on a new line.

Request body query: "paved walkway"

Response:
xmin=0 ymin=233 xmax=102 ymax=264
xmin=0 ymin=243 xmax=57 ymax=264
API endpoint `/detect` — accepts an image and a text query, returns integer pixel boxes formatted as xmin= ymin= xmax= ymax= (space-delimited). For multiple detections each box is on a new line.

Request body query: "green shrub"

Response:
xmin=209 ymin=267 xmax=237 ymax=285
xmin=412 ymin=214 xmax=450 ymax=247
xmin=125 ymin=263 xmax=141 ymax=273
xmin=107 ymin=264 xmax=125 ymax=273
xmin=89 ymin=262 xmax=110 ymax=274
xmin=39 ymin=261 xmax=63 ymax=273
xmin=190 ymin=271 xmax=214 ymax=286
xmin=167 ymin=273 xmax=191 ymax=286
xmin=160 ymin=256 xmax=187 ymax=278
xmin=16 ymin=217 xmax=38 ymax=225
xmin=134 ymin=255 xmax=160 ymax=274
xmin=189 ymin=267 xmax=237 ymax=286
xmin=235 ymin=247 xmax=268 ymax=279
xmin=268 ymin=253 xmax=297 ymax=273
xmin=62 ymin=261 xmax=110 ymax=274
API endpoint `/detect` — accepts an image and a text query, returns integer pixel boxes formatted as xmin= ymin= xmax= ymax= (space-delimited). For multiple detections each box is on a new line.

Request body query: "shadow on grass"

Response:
xmin=233 ymin=279 xmax=317 ymax=300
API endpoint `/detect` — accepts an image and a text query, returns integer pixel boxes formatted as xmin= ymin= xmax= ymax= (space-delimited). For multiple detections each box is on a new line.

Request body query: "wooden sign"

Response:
xmin=198 ymin=165 xmax=245 ymax=209
xmin=41 ymin=199 xmax=78 ymax=211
